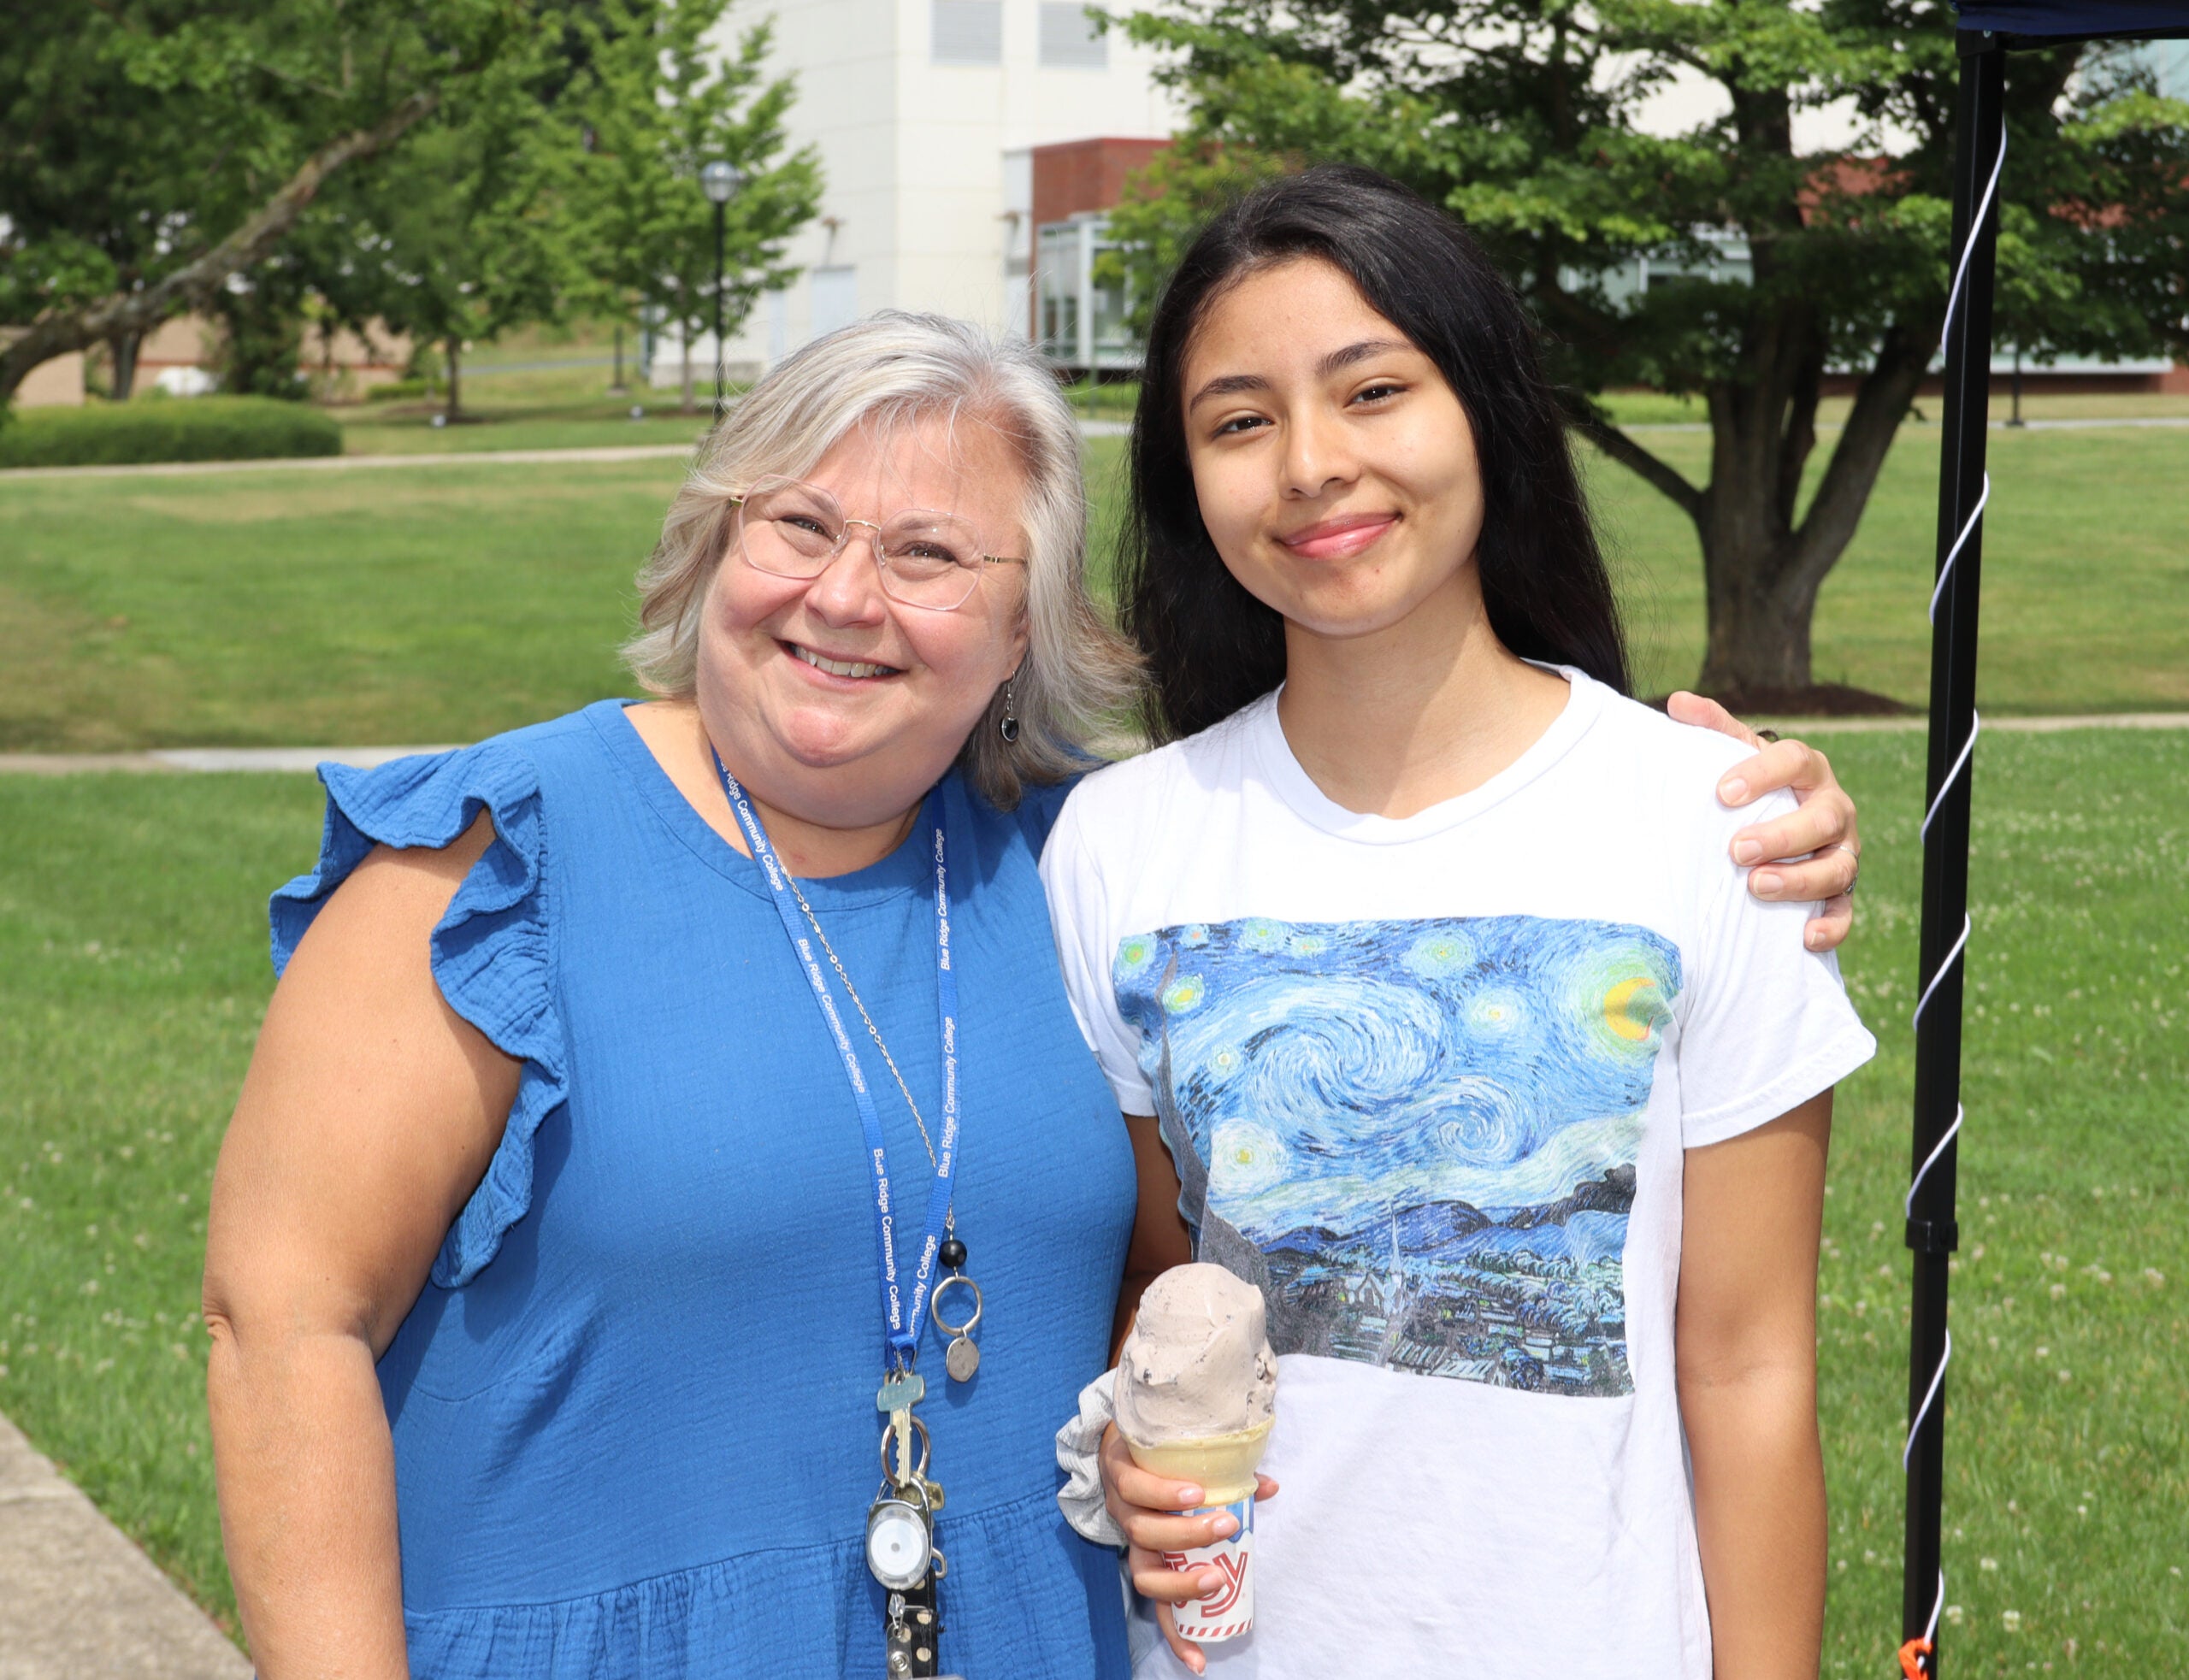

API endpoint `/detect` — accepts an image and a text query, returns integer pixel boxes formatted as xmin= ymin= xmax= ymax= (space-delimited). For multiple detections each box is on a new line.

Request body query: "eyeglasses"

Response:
xmin=731 ymin=475 xmax=1028 ymax=612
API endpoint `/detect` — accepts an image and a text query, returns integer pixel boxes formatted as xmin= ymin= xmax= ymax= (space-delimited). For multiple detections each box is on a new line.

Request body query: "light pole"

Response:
xmin=700 ymin=161 xmax=744 ymax=418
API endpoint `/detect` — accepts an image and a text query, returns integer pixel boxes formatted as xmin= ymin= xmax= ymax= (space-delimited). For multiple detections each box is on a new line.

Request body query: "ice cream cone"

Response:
xmin=1122 ymin=1418 xmax=1274 ymax=1505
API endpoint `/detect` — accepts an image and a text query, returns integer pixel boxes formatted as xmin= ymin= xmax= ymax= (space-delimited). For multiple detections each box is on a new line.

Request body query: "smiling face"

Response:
xmin=693 ymin=412 xmax=1031 ymax=830
xmin=1182 ymin=256 xmax=1485 ymax=645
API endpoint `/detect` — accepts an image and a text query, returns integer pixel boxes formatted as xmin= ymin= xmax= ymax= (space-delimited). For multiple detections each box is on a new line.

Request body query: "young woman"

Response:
xmin=1044 ymin=167 xmax=1873 ymax=1678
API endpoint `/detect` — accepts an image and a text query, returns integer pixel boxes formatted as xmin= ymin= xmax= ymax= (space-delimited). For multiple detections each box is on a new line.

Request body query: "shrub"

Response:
xmin=0 ymin=396 xmax=342 ymax=468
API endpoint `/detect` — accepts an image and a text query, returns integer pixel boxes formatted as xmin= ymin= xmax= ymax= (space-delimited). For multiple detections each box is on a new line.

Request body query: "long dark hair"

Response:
xmin=1120 ymin=163 xmax=1629 ymax=741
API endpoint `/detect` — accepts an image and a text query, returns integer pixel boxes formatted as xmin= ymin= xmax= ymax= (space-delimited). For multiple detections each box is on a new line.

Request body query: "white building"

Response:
xmin=673 ymin=0 xmax=1179 ymax=380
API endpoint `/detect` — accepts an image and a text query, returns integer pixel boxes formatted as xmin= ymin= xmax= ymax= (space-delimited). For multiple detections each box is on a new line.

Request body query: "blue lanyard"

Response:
xmin=712 ymin=751 xmax=961 ymax=1372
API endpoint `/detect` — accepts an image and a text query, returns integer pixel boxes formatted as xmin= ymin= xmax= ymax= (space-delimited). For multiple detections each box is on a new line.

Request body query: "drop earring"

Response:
xmin=999 ymin=680 xmax=1020 ymax=744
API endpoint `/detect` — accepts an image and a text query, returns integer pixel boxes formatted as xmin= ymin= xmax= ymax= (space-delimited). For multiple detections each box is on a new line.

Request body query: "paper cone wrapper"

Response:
xmin=1123 ymin=1418 xmax=1273 ymax=1506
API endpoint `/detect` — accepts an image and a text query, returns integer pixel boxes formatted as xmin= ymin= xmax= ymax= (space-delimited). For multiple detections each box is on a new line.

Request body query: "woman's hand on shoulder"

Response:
xmin=1099 ymin=1422 xmax=1278 ymax=1677
xmin=1666 ymin=692 xmax=1861 ymax=954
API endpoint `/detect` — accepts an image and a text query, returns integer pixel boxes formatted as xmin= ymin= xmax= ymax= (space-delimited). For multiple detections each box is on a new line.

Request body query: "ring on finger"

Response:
xmin=1832 ymin=841 xmax=1860 ymax=894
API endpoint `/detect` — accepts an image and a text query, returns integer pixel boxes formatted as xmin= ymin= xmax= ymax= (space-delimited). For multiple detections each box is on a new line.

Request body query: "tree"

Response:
xmin=0 ymin=0 xmax=519 ymax=416
xmin=565 ymin=0 xmax=822 ymax=414
xmin=1107 ymin=2 xmax=2189 ymax=708
xmin=213 ymin=256 xmax=313 ymax=399
xmin=304 ymin=36 xmax=573 ymax=421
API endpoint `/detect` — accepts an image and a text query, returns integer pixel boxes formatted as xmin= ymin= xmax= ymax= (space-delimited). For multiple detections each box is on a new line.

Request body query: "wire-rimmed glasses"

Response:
xmin=731 ymin=475 xmax=1027 ymax=612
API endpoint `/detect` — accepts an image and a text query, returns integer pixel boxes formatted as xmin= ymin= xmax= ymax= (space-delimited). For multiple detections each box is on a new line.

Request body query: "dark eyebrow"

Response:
xmin=1187 ymin=339 xmax=1419 ymax=413
xmin=1319 ymin=337 xmax=1416 ymax=377
xmin=1186 ymin=371 xmax=1271 ymax=412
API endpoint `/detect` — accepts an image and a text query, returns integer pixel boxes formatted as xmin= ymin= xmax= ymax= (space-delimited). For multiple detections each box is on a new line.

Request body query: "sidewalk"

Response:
xmin=0 ymin=1412 xmax=249 ymax=1679
xmin=2 ymin=713 xmax=2184 ymax=778
xmin=0 ymin=417 xmax=1138 ymax=482
xmin=0 ymin=745 xmax=457 ymax=775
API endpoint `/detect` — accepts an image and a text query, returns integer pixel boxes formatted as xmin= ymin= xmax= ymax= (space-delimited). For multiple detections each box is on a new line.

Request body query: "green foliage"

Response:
xmin=563 ymin=0 xmax=823 ymax=407
xmin=0 ymin=398 xmax=339 ymax=469
xmin=1106 ymin=2 xmax=2189 ymax=698
xmin=1099 ymin=144 xmax=1293 ymax=336
xmin=303 ymin=27 xmax=574 ymax=418
xmin=1120 ymin=3 xmax=2188 ymax=387
xmin=0 ymin=1 xmax=522 ymax=386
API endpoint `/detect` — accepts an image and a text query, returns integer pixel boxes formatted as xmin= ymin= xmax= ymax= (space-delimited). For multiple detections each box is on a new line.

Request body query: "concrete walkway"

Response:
xmin=0 ymin=745 xmax=458 ymax=775
xmin=0 ymin=418 xmax=1138 ymax=482
xmin=4 ymin=712 xmax=2186 ymax=778
xmin=0 ymin=1413 xmax=249 ymax=1679
xmin=0 ymin=443 xmax=697 ymax=481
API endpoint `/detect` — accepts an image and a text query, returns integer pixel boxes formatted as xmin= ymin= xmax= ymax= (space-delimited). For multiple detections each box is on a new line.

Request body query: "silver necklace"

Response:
xmin=779 ymin=865 xmax=984 ymax=1384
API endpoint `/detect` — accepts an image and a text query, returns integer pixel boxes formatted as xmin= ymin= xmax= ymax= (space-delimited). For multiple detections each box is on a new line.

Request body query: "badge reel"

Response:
xmin=865 ymin=1471 xmax=932 ymax=1590
xmin=869 ymin=1411 xmax=965 ymax=1678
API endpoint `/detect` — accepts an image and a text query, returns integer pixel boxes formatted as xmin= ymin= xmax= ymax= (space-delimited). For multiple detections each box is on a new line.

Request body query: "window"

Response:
xmin=932 ymin=0 xmax=1002 ymax=65
xmin=1036 ymin=215 xmax=1140 ymax=373
xmin=811 ymin=268 xmax=858 ymax=339
xmin=1038 ymin=3 xmax=1106 ymax=68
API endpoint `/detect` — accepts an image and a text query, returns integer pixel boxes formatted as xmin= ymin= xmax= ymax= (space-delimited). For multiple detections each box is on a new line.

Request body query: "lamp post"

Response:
xmin=700 ymin=160 xmax=744 ymax=417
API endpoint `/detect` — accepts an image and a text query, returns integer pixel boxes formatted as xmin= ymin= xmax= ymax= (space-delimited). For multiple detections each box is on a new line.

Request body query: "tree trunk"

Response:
xmin=681 ymin=329 xmax=695 ymax=415
xmin=444 ymin=337 xmax=462 ymax=421
xmin=1686 ymin=327 xmax=1935 ymax=711
xmin=109 ymin=331 xmax=141 ymax=400
xmin=1694 ymin=524 xmax=1821 ymax=706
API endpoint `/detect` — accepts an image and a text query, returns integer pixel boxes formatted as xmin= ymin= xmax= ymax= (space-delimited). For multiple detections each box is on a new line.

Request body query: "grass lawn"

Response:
xmin=3 ymin=421 xmax=2184 ymax=753
xmin=1590 ymin=423 xmax=2189 ymax=712
xmin=0 ymin=772 xmax=328 ymax=1639
xmin=0 ymin=732 xmax=2181 ymax=1671
xmin=334 ymin=366 xmax=719 ymax=458
xmin=0 ymin=459 xmax=686 ymax=752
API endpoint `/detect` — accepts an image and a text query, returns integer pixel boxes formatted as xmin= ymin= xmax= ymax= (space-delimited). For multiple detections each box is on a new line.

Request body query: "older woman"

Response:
xmin=204 ymin=311 xmax=1858 ymax=1680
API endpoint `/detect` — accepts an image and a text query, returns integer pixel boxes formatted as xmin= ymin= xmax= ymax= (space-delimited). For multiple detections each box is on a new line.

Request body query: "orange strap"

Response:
xmin=1898 ymin=1636 xmax=1933 ymax=1679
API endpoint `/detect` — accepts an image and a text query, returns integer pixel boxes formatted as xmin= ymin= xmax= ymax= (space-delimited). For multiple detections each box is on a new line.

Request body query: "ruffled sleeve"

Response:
xmin=268 ymin=742 xmax=565 ymax=1289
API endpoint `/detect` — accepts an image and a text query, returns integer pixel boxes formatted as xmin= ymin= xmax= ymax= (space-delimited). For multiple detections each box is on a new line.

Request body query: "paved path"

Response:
xmin=0 ymin=443 xmax=697 ymax=481
xmin=0 ymin=745 xmax=456 ymax=775
xmin=2 ymin=714 xmax=2184 ymax=777
xmin=1615 ymin=415 xmax=2189 ymax=434
xmin=0 ymin=1413 xmax=249 ymax=1679
xmin=0 ymin=418 xmax=1137 ymax=482
xmin=1747 ymin=710 xmax=2189 ymax=734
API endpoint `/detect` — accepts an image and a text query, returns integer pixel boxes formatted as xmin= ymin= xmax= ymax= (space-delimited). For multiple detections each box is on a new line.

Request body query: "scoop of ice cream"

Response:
xmin=1114 ymin=1263 xmax=1277 ymax=1447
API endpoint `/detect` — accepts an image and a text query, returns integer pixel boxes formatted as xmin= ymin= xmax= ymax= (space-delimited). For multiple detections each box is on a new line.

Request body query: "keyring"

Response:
xmin=930 ymin=1275 xmax=982 ymax=1340
xmin=879 ymin=1413 xmax=931 ymax=1484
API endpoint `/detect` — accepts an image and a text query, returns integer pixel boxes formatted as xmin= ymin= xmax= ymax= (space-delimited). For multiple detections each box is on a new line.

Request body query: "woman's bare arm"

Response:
xmin=1678 ymin=1092 xmax=1834 ymax=1680
xmin=1112 ymin=1113 xmax=1194 ymax=1362
xmin=204 ymin=816 xmax=518 ymax=1680
xmin=1101 ymin=1114 xmax=1276 ymax=1677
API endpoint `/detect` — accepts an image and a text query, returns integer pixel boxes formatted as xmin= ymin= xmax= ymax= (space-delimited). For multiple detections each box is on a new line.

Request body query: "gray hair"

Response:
xmin=625 ymin=311 xmax=1141 ymax=808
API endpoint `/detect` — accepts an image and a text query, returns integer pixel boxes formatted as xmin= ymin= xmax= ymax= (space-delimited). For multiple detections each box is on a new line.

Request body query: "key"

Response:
xmin=920 ymin=1477 xmax=945 ymax=1512
xmin=877 ymin=1371 xmax=925 ymax=1413
xmin=889 ymin=1408 xmax=914 ymax=1485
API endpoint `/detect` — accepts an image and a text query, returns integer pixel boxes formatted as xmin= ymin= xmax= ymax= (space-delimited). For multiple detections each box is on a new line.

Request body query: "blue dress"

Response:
xmin=269 ymin=700 xmax=1136 ymax=1678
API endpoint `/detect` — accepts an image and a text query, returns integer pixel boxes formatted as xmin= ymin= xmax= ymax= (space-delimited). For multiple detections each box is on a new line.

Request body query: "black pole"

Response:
xmin=712 ymin=199 xmax=727 ymax=418
xmin=1902 ymin=34 xmax=2003 ymax=1679
xmin=2009 ymin=345 xmax=2025 ymax=427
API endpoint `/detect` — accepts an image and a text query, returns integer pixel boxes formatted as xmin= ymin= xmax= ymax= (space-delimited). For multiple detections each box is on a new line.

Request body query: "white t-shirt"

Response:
xmin=1040 ymin=669 xmax=1876 ymax=1680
